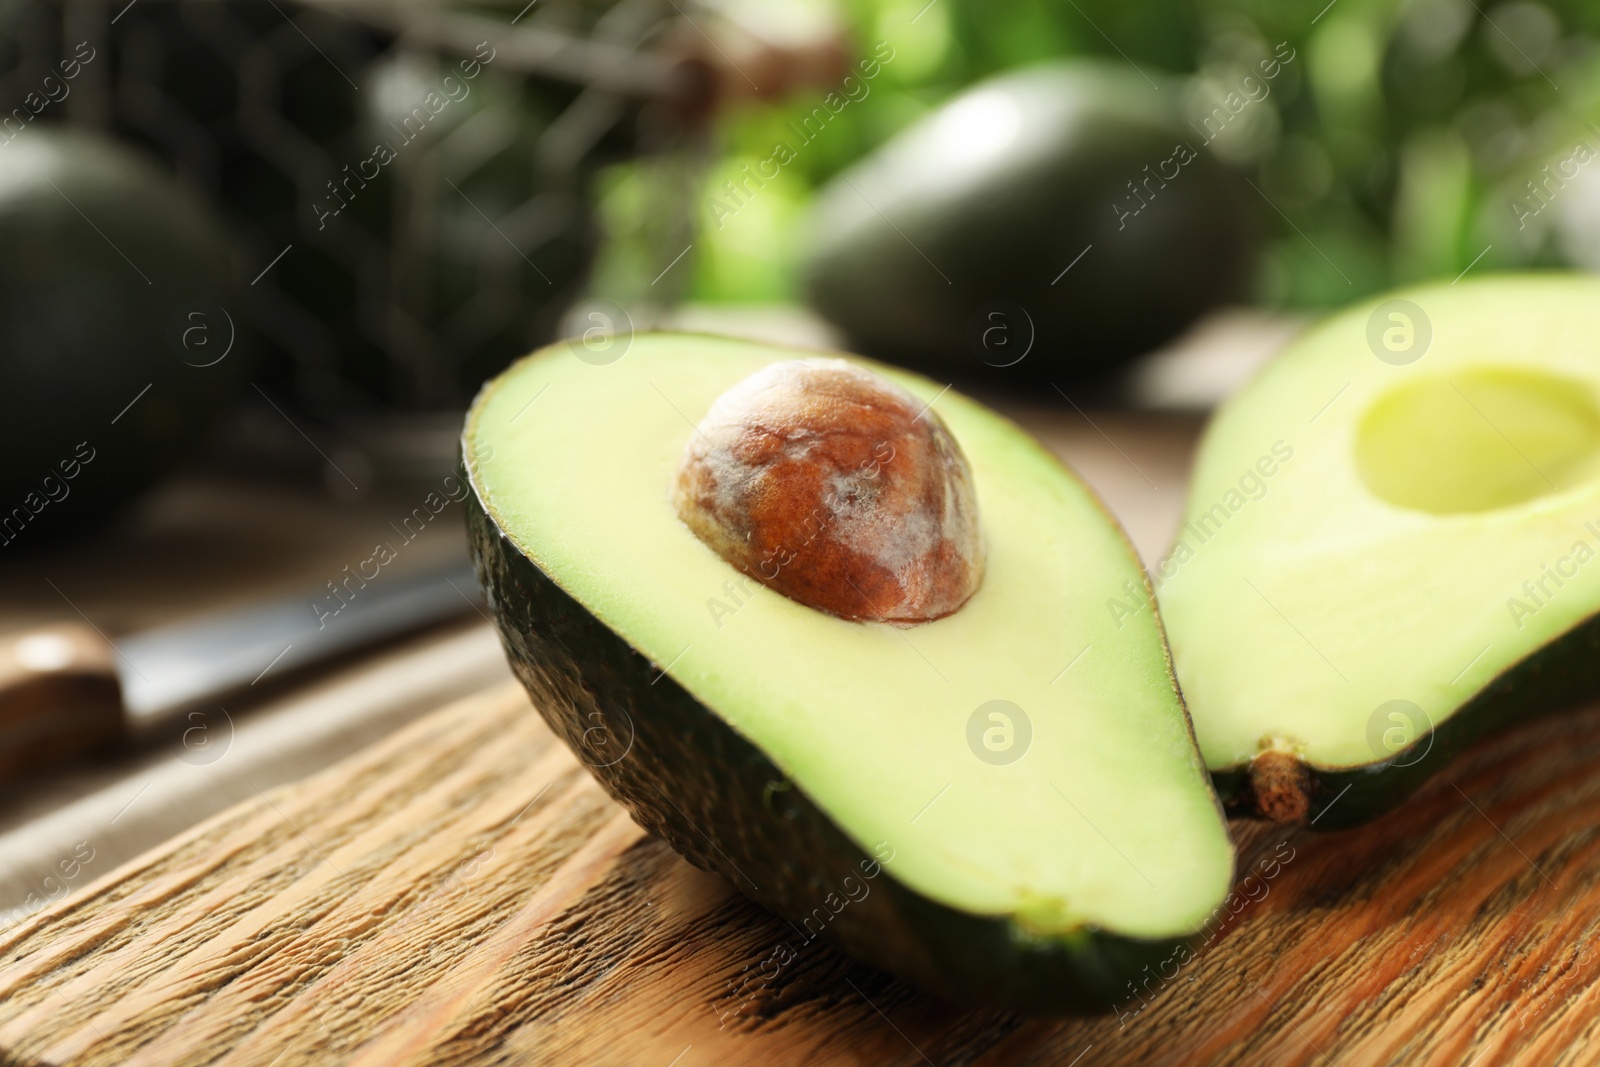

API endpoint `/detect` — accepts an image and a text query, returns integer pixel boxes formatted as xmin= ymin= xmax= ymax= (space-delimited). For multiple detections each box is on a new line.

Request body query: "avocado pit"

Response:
xmin=672 ymin=358 xmax=983 ymax=623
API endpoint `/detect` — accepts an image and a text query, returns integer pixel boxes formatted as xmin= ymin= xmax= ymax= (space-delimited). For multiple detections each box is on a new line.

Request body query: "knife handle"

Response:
xmin=0 ymin=624 xmax=125 ymax=777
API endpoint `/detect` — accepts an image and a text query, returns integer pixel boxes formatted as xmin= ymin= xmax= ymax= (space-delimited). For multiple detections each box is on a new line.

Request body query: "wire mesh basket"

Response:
xmin=0 ymin=0 xmax=709 ymax=417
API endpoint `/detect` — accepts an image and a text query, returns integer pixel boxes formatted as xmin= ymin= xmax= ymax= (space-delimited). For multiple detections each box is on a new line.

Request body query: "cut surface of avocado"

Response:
xmin=464 ymin=333 xmax=1232 ymax=1005
xmin=1159 ymin=275 xmax=1600 ymax=825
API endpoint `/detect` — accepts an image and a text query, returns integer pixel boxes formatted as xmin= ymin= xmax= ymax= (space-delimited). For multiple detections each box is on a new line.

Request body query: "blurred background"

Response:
xmin=688 ymin=0 xmax=1600 ymax=308
xmin=4 ymin=0 xmax=1600 ymax=911
xmin=4 ymin=0 xmax=1600 ymax=520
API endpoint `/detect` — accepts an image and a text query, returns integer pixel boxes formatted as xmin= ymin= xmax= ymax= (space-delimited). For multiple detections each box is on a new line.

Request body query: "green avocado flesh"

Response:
xmin=465 ymin=333 xmax=1232 ymax=1010
xmin=1160 ymin=275 xmax=1600 ymax=826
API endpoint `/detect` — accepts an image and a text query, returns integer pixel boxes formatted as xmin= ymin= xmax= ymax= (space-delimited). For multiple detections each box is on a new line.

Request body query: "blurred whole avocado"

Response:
xmin=801 ymin=60 xmax=1257 ymax=384
xmin=0 ymin=130 xmax=243 ymax=550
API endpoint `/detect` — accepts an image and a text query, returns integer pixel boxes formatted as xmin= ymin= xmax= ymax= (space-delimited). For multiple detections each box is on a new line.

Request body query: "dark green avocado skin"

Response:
xmin=0 ymin=130 xmax=243 ymax=549
xmin=1217 ymin=610 xmax=1600 ymax=830
xmin=466 ymin=484 xmax=1197 ymax=1015
xmin=802 ymin=61 xmax=1256 ymax=387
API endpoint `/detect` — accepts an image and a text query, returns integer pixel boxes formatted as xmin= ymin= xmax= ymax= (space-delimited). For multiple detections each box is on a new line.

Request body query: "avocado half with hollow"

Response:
xmin=464 ymin=332 xmax=1233 ymax=1013
xmin=1160 ymin=275 xmax=1600 ymax=828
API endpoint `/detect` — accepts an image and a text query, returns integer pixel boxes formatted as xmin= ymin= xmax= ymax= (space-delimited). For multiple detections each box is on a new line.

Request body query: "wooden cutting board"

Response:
xmin=6 ymin=679 xmax=1600 ymax=1066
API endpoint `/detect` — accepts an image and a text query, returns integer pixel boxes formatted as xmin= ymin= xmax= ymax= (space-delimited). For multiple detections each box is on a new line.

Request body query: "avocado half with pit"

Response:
xmin=1160 ymin=275 xmax=1600 ymax=828
xmin=464 ymin=332 xmax=1233 ymax=1013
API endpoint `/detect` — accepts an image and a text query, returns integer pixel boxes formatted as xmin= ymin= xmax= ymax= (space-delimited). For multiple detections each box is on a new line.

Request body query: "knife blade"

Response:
xmin=0 ymin=561 xmax=487 ymax=775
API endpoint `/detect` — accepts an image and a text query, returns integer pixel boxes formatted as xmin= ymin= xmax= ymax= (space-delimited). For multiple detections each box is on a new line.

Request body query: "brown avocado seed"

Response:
xmin=672 ymin=358 xmax=984 ymax=624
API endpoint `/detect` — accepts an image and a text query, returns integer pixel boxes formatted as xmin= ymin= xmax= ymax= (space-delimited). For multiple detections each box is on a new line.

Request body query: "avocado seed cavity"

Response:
xmin=672 ymin=358 xmax=984 ymax=624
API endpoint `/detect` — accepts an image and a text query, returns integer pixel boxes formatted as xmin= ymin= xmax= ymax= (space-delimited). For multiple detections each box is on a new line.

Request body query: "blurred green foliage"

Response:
xmin=616 ymin=0 xmax=1600 ymax=308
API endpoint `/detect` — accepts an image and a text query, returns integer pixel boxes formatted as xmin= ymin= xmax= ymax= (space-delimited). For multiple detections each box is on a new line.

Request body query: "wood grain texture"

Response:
xmin=6 ymin=680 xmax=1600 ymax=1067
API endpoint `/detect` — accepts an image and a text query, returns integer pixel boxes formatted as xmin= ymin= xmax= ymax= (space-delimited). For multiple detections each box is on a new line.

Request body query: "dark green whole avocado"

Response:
xmin=0 ymin=130 xmax=243 ymax=549
xmin=802 ymin=61 xmax=1257 ymax=386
